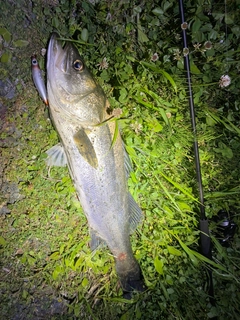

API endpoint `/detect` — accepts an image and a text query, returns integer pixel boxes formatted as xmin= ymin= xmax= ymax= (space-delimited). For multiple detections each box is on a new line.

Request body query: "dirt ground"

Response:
xmin=0 ymin=99 xmax=70 ymax=320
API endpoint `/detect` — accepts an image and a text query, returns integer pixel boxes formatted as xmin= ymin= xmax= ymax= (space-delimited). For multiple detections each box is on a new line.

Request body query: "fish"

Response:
xmin=46 ymin=33 xmax=145 ymax=297
xmin=31 ymin=55 xmax=48 ymax=104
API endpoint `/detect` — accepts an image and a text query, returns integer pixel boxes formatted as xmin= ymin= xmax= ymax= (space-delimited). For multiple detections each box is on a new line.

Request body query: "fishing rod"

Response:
xmin=178 ymin=0 xmax=216 ymax=309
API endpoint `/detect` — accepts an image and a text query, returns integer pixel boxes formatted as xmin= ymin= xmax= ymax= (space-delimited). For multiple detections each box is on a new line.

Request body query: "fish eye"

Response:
xmin=73 ymin=60 xmax=84 ymax=71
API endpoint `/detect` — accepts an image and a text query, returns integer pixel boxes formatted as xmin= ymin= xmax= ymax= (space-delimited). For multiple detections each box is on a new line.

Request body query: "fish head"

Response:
xmin=47 ymin=33 xmax=106 ymax=126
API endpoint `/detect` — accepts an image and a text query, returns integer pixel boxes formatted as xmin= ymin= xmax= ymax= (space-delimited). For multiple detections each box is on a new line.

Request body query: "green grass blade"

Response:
xmin=140 ymin=61 xmax=177 ymax=92
xmin=110 ymin=119 xmax=119 ymax=149
xmin=158 ymin=171 xmax=199 ymax=203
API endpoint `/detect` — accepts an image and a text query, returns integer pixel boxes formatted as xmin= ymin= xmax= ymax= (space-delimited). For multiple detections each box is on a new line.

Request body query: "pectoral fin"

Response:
xmin=73 ymin=128 xmax=98 ymax=168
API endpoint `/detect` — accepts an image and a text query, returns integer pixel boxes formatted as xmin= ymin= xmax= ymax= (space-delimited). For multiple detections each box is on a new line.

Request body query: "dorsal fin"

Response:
xmin=124 ymin=146 xmax=132 ymax=178
xmin=128 ymin=193 xmax=143 ymax=234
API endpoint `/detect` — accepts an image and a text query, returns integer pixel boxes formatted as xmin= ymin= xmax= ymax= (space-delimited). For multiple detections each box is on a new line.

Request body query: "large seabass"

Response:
xmin=46 ymin=33 xmax=145 ymax=296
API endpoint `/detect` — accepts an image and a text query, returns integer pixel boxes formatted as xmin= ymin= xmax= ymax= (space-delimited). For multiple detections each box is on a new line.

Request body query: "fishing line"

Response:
xmin=178 ymin=0 xmax=217 ymax=312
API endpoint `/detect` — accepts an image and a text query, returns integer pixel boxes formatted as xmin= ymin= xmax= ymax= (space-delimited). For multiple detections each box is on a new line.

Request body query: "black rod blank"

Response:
xmin=178 ymin=0 xmax=216 ymax=308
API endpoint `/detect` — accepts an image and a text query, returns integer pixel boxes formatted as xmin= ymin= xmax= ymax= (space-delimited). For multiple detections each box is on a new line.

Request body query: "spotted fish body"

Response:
xmin=46 ymin=33 xmax=144 ymax=295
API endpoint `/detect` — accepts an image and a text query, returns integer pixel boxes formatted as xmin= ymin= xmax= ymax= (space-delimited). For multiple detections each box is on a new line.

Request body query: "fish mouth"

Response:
xmin=47 ymin=33 xmax=72 ymax=75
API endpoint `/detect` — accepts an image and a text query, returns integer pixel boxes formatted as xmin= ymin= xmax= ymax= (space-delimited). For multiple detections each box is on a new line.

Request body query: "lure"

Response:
xmin=31 ymin=55 xmax=48 ymax=104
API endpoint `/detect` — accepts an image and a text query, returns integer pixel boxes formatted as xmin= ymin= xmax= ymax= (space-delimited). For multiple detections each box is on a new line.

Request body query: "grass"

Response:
xmin=1 ymin=76 xmax=240 ymax=319
xmin=1 ymin=0 xmax=240 ymax=319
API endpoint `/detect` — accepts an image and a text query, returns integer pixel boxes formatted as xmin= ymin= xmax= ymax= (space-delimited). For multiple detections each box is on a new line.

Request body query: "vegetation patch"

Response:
xmin=0 ymin=0 xmax=240 ymax=319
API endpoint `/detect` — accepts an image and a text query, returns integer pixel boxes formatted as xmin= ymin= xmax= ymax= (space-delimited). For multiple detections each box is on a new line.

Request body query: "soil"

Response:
xmin=0 ymin=99 xmax=70 ymax=320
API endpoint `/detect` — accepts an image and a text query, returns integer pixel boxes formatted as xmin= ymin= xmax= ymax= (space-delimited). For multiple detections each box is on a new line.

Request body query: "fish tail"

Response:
xmin=115 ymin=256 xmax=145 ymax=298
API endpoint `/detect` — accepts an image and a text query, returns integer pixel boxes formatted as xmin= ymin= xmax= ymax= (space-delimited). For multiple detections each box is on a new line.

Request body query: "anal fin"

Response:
xmin=90 ymin=228 xmax=105 ymax=251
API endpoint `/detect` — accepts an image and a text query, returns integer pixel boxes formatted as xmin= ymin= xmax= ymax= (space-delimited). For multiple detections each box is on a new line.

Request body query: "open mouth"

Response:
xmin=48 ymin=33 xmax=68 ymax=74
